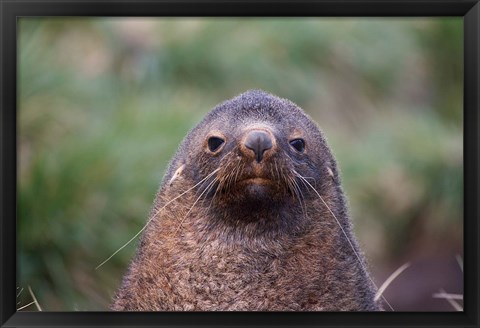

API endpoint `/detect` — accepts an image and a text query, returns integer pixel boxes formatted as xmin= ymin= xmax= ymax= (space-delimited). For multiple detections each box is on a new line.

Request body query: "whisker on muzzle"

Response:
xmin=293 ymin=170 xmax=394 ymax=312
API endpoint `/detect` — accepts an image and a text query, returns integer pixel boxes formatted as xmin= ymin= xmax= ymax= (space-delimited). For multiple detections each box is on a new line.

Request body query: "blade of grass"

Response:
xmin=17 ymin=301 xmax=36 ymax=311
xmin=455 ymin=255 xmax=463 ymax=272
xmin=436 ymin=289 xmax=463 ymax=311
xmin=28 ymin=285 xmax=42 ymax=311
xmin=374 ymin=262 xmax=410 ymax=302
xmin=432 ymin=292 xmax=463 ymax=300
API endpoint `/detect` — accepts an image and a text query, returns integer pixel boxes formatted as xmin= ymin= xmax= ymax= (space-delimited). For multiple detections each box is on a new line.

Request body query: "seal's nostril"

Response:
xmin=244 ymin=130 xmax=273 ymax=163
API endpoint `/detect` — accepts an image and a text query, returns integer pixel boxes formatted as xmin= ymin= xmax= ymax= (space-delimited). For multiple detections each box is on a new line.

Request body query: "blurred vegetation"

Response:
xmin=17 ymin=18 xmax=463 ymax=311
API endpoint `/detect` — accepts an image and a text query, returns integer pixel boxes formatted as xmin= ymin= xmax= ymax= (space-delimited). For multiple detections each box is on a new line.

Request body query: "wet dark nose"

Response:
xmin=244 ymin=130 xmax=273 ymax=163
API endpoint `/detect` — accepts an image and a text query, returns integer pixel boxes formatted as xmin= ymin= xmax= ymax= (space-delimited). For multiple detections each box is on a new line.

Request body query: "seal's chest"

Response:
xmin=167 ymin=246 xmax=319 ymax=311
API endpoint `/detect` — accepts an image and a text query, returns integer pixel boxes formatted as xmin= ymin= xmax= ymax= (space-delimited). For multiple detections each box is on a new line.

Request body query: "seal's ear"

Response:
xmin=169 ymin=164 xmax=185 ymax=186
xmin=327 ymin=166 xmax=334 ymax=181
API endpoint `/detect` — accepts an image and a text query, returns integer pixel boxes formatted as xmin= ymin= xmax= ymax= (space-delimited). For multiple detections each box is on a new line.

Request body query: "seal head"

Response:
xmin=163 ymin=90 xmax=338 ymax=234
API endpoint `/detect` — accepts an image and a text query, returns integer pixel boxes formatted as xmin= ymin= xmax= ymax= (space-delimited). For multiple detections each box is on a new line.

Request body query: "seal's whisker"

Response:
xmin=210 ymin=175 xmax=224 ymax=207
xmin=208 ymin=161 xmax=242 ymax=211
xmin=174 ymin=174 xmax=220 ymax=236
xmin=95 ymin=168 xmax=220 ymax=270
xmin=216 ymin=156 xmax=242 ymax=195
xmin=230 ymin=159 xmax=243 ymax=189
xmin=204 ymin=177 xmax=221 ymax=214
xmin=196 ymin=177 xmax=221 ymax=228
xmin=224 ymin=167 xmax=235 ymax=191
xmin=292 ymin=176 xmax=307 ymax=216
xmin=218 ymin=173 xmax=229 ymax=194
xmin=274 ymin=160 xmax=281 ymax=181
xmin=233 ymin=161 xmax=244 ymax=186
xmin=300 ymin=175 xmax=316 ymax=184
xmin=287 ymin=175 xmax=307 ymax=220
xmin=291 ymin=175 xmax=304 ymax=201
xmin=199 ymin=148 xmax=234 ymax=196
xmin=286 ymin=175 xmax=298 ymax=200
xmin=294 ymin=171 xmax=394 ymax=311
xmin=285 ymin=176 xmax=299 ymax=206
xmin=197 ymin=169 xmax=219 ymax=197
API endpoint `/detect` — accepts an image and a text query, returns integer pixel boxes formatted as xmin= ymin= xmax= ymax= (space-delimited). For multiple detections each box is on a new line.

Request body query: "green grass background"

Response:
xmin=18 ymin=18 xmax=463 ymax=311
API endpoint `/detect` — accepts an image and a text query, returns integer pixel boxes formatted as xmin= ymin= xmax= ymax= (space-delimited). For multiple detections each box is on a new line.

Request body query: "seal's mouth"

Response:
xmin=240 ymin=177 xmax=272 ymax=185
xmin=209 ymin=153 xmax=297 ymax=201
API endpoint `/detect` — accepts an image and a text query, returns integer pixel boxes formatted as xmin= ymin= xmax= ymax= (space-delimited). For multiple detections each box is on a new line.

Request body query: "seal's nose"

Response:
xmin=243 ymin=130 xmax=273 ymax=163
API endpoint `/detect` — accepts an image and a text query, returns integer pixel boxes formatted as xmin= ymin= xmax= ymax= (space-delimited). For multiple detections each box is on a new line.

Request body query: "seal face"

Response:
xmin=111 ymin=90 xmax=381 ymax=311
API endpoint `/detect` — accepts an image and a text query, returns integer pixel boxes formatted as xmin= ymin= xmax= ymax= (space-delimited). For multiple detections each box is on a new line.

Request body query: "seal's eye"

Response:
xmin=208 ymin=137 xmax=225 ymax=152
xmin=290 ymin=139 xmax=305 ymax=153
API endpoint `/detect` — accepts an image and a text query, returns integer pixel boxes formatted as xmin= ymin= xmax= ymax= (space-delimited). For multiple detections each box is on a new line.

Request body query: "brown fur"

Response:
xmin=111 ymin=90 xmax=381 ymax=311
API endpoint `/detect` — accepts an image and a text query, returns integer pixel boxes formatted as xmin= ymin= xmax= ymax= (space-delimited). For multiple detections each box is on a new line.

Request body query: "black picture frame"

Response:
xmin=1 ymin=1 xmax=478 ymax=327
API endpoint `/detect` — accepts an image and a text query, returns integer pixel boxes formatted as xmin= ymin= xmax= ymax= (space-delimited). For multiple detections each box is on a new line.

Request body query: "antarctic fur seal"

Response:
xmin=111 ymin=90 xmax=381 ymax=311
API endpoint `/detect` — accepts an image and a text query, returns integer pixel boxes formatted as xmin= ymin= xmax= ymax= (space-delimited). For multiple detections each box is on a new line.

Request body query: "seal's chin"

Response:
xmin=238 ymin=178 xmax=277 ymax=200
